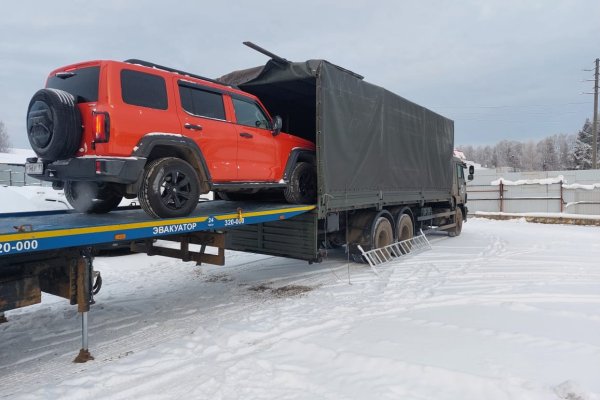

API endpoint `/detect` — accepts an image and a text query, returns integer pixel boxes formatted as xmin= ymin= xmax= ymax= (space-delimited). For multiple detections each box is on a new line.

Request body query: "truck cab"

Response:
xmin=452 ymin=156 xmax=474 ymax=215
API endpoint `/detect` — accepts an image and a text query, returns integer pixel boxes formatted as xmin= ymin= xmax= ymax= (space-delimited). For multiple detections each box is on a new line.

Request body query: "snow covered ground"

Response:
xmin=1 ymin=218 xmax=599 ymax=399
xmin=0 ymin=186 xmax=69 ymax=212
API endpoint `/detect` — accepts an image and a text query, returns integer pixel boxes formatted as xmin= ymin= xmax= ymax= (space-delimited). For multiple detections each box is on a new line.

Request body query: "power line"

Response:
xmin=432 ymin=102 xmax=589 ymax=109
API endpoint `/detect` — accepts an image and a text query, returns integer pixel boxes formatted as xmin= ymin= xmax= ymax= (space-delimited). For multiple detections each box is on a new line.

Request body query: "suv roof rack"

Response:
xmin=124 ymin=59 xmax=233 ymax=87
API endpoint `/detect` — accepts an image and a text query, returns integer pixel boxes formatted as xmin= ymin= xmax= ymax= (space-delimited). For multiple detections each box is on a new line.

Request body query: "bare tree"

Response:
xmin=521 ymin=141 xmax=539 ymax=171
xmin=0 ymin=121 xmax=10 ymax=153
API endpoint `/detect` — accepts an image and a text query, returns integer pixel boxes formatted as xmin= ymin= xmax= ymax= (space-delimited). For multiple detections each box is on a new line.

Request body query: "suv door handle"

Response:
xmin=184 ymin=123 xmax=203 ymax=131
xmin=239 ymin=132 xmax=253 ymax=139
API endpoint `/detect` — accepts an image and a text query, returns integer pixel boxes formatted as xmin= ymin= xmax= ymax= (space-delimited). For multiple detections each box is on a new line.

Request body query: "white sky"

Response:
xmin=1 ymin=0 xmax=599 ymax=148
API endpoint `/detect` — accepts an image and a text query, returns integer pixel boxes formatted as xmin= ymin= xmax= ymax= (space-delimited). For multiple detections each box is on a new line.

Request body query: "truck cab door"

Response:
xmin=456 ymin=163 xmax=467 ymax=204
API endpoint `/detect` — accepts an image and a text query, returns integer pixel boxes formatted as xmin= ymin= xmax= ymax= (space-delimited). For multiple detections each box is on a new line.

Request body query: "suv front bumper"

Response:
xmin=26 ymin=156 xmax=147 ymax=184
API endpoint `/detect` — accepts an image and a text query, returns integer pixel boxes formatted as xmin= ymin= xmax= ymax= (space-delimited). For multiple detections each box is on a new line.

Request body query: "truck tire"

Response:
xmin=372 ymin=216 xmax=394 ymax=249
xmin=284 ymin=162 xmax=316 ymax=204
xmin=65 ymin=181 xmax=123 ymax=214
xmin=138 ymin=157 xmax=200 ymax=218
xmin=448 ymin=207 xmax=463 ymax=237
xmin=395 ymin=213 xmax=414 ymax=254
xmin=26 ymin=89 xmax=82 ymax=161
xmin=396 ymin=214 xmax=414 ymax=242
xmin=348 ymin=210 xmax=394 ymax=262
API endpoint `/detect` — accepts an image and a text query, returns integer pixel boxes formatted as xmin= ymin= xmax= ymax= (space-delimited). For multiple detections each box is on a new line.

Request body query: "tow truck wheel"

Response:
xmin=284 ymin=162 xmax=316 ymax=204
xmin=64 ymin=181 xmax=123 ymax=214
xmin=138 ymin=157 xmax=200 ymax=218
xmin=449 ymin=207 xmax=463 ymax=237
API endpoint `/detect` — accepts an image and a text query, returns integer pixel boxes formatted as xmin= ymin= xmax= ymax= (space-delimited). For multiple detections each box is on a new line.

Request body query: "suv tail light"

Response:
xmin=93 ymin=111 xmax=110 ymax=144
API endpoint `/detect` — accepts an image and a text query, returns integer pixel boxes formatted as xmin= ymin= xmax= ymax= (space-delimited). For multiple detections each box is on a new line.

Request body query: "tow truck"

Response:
xmin=2 ymin=45 xmax=473 ymax=363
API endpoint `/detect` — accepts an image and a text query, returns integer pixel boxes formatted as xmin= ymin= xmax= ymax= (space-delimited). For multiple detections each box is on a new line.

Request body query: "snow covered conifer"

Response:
xmin=573 ymin=119 xmax=594 ymax=169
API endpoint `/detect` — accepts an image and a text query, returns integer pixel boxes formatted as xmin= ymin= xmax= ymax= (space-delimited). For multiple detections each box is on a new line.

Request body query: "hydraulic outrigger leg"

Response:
xmin=73 ymin=249 xmax=94 ymax=363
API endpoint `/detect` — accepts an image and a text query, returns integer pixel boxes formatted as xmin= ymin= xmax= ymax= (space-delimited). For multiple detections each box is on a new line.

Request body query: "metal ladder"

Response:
xmin=357 ymin=230 xmax=432 ymax=274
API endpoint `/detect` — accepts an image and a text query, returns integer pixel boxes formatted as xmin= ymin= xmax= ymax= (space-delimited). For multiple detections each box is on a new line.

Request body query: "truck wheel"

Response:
xmin=65 ymin=181 xmax=123 ymax=213
xmin=448 ymin=207 xmax=463 ymax=237
xmin=372 ymin=217 xmax=394 ymax=249
xmin=396 ymin=214 xmax=414 ymax=242
xmin=26 ymin=89 xmax=82 ymax=161
xmin=138 ymin=157 xmax=200 ymax=218
xmin=396 ymin=214 xmax=414 ymax=254
xmin=284 ymin=162 xmax=316 ymax=204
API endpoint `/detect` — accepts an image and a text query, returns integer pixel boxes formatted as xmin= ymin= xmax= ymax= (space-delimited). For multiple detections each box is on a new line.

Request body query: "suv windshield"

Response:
xmin=46 ymin=66 xmax=100 ymax=103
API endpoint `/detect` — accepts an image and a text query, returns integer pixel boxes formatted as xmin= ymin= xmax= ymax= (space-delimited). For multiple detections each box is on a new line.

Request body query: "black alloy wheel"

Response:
xmin=284 ymin=162 xmax=317 ymax=204
xmin=139 ymin=157 xmax=200 ymax=218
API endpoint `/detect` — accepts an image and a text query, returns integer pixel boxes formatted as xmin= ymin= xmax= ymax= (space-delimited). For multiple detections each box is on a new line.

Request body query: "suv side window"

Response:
xmin=121 ymin=69 xmax=168 ymax=110
xmin=232 ymin=98 xmax=271 ymax=129
xmin=178 ymin=83 xmax=225 ymax=120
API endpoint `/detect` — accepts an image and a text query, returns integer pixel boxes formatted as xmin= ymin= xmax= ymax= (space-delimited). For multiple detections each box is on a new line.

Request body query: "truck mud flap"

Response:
xmin=225 ymin=210 xmax=319 ymax=262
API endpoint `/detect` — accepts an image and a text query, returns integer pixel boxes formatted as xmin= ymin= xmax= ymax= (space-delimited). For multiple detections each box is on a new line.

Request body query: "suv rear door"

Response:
xmin=175 ymin=80 xmax=238 ymax=182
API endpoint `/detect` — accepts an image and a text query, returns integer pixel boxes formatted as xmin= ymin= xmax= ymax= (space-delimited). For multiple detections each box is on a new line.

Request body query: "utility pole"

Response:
xmin=593 ymin=58 xmax=599 ymax=169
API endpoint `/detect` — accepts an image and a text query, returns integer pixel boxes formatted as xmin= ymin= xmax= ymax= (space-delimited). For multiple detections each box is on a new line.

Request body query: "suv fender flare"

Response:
xmin=283 ymin=149 xmax=316 ymax=181
xmin=131 ymin=134 xmax=212 ymax=187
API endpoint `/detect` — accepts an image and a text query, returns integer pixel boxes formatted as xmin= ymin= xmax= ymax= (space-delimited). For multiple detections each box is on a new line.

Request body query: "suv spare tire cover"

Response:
xmin=26 ymin=88 xmax=82 ymax=161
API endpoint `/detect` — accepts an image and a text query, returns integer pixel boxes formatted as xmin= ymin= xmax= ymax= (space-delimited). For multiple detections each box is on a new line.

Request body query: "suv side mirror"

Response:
xmin=272 ymin=115 xmax=282 ymax=136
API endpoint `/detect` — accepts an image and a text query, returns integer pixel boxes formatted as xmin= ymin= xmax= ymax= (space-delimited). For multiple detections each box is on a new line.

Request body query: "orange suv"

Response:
xmin=25 ymin=60 xmax=316 ymax=218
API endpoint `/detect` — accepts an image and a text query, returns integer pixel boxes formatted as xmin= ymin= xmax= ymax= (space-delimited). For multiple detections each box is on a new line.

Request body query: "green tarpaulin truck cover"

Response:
xmin=219 ymin=59 xmax=454 ymax=215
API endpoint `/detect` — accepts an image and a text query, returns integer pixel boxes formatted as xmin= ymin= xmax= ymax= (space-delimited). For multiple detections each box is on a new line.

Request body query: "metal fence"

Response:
xmin=467 ymin=169 xmax=600 ymax=215
xmin=0 ymin=164 xmax=49 ymax=187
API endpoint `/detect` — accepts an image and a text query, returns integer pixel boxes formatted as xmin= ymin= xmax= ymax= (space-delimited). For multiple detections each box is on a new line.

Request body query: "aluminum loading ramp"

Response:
xmin=0 ymin=201 xmax=315 ymax=257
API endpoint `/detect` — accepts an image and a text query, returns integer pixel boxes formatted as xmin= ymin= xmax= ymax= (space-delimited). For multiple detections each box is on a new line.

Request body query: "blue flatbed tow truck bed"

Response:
xmin=0 ymin=201 xmax=316 ymax=362
xmin=0 ymin=201 xmax=315 ymax=258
